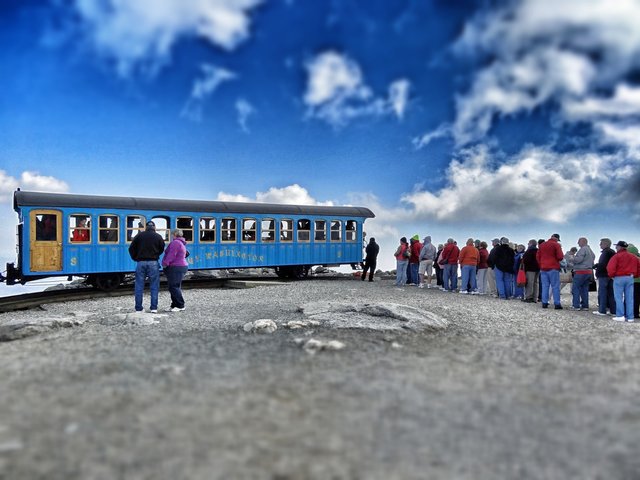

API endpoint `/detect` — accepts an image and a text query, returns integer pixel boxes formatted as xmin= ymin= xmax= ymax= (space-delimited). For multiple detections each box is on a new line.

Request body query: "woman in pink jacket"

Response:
xmin=162 ymin=228 xmax=189 ymax=312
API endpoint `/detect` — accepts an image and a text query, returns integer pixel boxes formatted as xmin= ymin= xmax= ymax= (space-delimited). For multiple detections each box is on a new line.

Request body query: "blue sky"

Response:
xmin=1 ymin=0 xmax=639 ymax=273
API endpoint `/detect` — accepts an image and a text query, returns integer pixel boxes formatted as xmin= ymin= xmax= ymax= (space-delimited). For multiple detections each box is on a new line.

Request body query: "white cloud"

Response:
xmin=0 ymin=170 xmax=69 ymax=203
xmin=69 ymin=0 xmax=263 ymax=77
xmin=413 ymin=123 xmax=451 ymax=150
xmin=235 ymin=98 xmax=255 ymax=133
xmin=181 ymin=64 xmax=236 ymax=121
xmin=303 ymin=51 xmax=410 ymax=127
xmin=217 ymin=184 xmax=334 ymax=206
xmin=448 ymin=0 xmax=640 ymax=146
xmin=0 ymin=171 xmax=20 ymax=203
xmin=401 ymin=145 xmax=634 ymax=223
xmin=563 ymin=84 xmax=640 ymax=120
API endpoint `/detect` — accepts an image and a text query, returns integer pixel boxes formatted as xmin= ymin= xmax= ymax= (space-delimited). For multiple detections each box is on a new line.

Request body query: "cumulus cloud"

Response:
xmin=181 ymin=64 xmax=236 ymax=121
xmin=447 ymin=0 xmax=640 ymax=146
xmin=217 ymin=184 xmax=334 ymax=206
xmin=0 ymin=171 xmax=69 ymax=202
xmin=235 ymin=98 xmax=256 ymax=133
xmin=303 ymin=51 xmax=410 ymax=127
xmin=401 ymin=145 xmax=635 ymax=223
xmin=67 ymin=0 xmax=263 ymax=77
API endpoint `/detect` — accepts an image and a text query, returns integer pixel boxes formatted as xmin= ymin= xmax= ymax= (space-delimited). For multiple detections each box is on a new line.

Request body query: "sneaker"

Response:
xmin=459 ymin=291 xmax=468 ymax=294
xmin=626 ymin=319 xmax=635 ymax=323
xmin=554 ymin=305 xmax=563 ymax=310
xmin=150 ymin=309 xmax=158 ymax=314
xmin=418 ymin=284 xmax=424 ymax=289
xmin=471 ymin=291 xmax=480 ymax=295
xmin=170 ymin=307 xmax=185 ymax=312
xmin=612 ymin=316 xmax=626 ymax=322
xmin=592 ymin=311 xmax=606 ymax=316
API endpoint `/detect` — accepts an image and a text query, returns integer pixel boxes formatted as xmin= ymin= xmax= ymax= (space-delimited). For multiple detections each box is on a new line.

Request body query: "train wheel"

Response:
xmin=94 ymin=273 xmax=123 ymax=292
xmin=292 ymin=266 xmax=309 ymax=280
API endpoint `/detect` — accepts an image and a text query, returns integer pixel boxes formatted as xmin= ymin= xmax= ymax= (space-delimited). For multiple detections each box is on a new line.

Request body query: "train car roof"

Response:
xmin=14 ymin=190 xmax=375 ymax=218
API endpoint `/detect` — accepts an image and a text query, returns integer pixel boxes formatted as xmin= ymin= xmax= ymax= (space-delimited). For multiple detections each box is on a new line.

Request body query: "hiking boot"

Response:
xmin=554 ymin=305 xmax=563 ymax=310
xmin=542 ymin=303 xmax=548 ymax=309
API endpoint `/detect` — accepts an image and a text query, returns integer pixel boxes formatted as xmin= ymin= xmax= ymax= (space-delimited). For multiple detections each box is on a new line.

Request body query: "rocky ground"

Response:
xmin=1 ymin=277 xmax=639 ymax=480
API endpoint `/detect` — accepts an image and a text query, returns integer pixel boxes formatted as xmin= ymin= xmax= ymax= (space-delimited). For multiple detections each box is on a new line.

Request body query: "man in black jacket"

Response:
xmin=361 ymin=238 xmax=380 ymax=282
xmin=593 ymin=238 xmax=616 ymax=316
xmin=129 ymin=221 xmax=165 ymax=313
xmin=488 ymin=237 xmax=515 ymax=299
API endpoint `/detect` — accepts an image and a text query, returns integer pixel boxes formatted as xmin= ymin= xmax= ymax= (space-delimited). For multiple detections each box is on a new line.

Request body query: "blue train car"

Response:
xmin=1 ymin=190 xmax=375 ymax=290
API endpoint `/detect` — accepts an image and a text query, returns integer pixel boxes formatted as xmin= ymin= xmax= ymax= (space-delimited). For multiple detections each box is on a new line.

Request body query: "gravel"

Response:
xmin=1 ymin=277 xmax=639 ymax=479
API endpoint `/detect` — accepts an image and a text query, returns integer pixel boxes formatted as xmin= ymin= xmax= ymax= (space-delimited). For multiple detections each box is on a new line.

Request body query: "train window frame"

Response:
xmin=98 ymin=214 xmax=119 ymax=244
xmin=314 ymin=220 xmax=326 ymax=242
xmin=176 ymin=216 xmax=194 ymax=243
xmin=345 ymin=220 xmax=357 ymax=243
xmin=221 ymin=217 xmax=237 ymax=243
xmin=69 ymin=213 xmax=91 ymax=244
xmin=126 ymin=215 xmax=145 ymax=242
xmin=330 ymin=220 xmax=342 ymax=242
xmin=261 ymin=218 xmax=276 ymax=243
xmin=150 ymin=216 xmax=170 ymax=242
xmin=280 ymin=219 xmax=293 ymax=242
xmin=199 ymin=217 xmax=216 ymax=243
xmin=297 ymin=219 xmax=311 ymax=242
xmin=241 ymin=218 xmax=257 ymax=243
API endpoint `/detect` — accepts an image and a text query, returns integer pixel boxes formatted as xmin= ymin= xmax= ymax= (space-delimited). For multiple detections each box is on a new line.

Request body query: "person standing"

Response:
xmin=571 ymin=237 xmax=596 ymax=311
xmin=522 ymin=239 xmax=540 ymax=303
xmin=593 ymin=238 xmax=617 ymax=316
xmin=607 ymin=241 xmax=640 ymax=322
xmin=162 ymin=228 xmax=189 ymax=311
xmin=394 ymin=237 xmax=410 ymax=287
xmin=476 ymin=241 xmax=489 ymax=294
xmin=486 ymin=238 xmax=500 ymax=296
xmin=440 ymin=238 xmax=460 ymax=292
xmin=537 ymin=234 xmax=564 ymax=309
xmin=129 ymin=221 xmax=165 ymax=313
xmin=418 ymin=235 xmax=437 ymax=288
xmin=628 ymin=245 xmax=640 ymax=319
xmin=489 ymin=237 xmax=515 ymax=300
xmin=458 ymin=238 xmax=480 ymax=294
xmin=434 ymin=244 xmax=444 ymax=287
xmin=361 ymin=237 xmax=380 ymax=282
xmin=408 ymin=235 xmax=422 ymax=286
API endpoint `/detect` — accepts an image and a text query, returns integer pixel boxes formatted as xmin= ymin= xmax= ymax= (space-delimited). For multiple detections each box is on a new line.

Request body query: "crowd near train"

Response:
xmin=361 ymin=233 xmax=640 ymax=323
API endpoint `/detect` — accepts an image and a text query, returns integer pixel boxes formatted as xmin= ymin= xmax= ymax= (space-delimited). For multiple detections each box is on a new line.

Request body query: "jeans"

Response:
xmin=460 ymin=265 xmax=477 ymax=292
xmin=409 ymin=263 xmax=419 ymax=285
xmin=597 ymin=277 xmax=616 ymax=314
xmin=476 ymin=268 xmax=487 ymax=294
xmin=165 ymin=265 xmax=188 ymax=309
xmin=396 ymin=260 xmax=408 ymax=286
xmin=540 ymin=269 xmax=561 ymax=305
xmin=443 ymin=264 xmax=458 ymax=291
xmin=613 ymin=275 xmax=634 ymax=319
xmin=135 ymin=261 xmax=160 ymax=311
xmin=495 ymin=269 xmax=513 ymax=299
xmin=572 ymin=273 xmax=591 ymax=309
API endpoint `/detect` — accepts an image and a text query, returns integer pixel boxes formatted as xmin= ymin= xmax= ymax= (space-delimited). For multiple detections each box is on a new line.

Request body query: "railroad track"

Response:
xmin=0 ymin=276 xmax=292 ymax=313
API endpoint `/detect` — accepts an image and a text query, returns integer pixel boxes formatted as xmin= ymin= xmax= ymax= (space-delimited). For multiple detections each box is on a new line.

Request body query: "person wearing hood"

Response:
xmin=162 ymin=228 xmax=189 ymax=312
xmin=418 ymin=235 xmax=437 ymax=288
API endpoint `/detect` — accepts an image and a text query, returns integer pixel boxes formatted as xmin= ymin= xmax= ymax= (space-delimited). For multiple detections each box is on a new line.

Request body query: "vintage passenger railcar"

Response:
xmin=1 ymin=190 xmax=375 ymax=290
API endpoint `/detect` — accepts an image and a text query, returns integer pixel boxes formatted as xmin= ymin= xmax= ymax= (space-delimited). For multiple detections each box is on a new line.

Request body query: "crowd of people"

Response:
xmin=389 ymin=234 xmax=640 ymax=322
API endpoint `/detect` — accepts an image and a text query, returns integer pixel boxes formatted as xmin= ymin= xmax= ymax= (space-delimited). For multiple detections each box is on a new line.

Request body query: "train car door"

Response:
xmin=30 ymin=210 xmax=62 ymax=272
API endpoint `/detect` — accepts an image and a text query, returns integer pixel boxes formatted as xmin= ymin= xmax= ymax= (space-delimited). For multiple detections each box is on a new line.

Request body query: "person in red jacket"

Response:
xmin=440 ymin=238 xmax=460 ymax=292
xmin=536 ymin=233 xmax=564 ymax=309
xmin=607 ymin=241 xmax=640 ymax=322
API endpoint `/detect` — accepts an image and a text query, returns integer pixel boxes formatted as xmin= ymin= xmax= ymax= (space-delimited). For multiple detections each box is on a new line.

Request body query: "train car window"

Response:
xmin=199 ymin=217 xmax=216 ymax=243
xmin=346 ymin=220 xmax=357 ymax=242
xmin=35 ymin=214 xmax=58 ymax=241
xmin=297 ymin=219 xmax=310 ymax=242
xmin=98 ymin=215 xmax=119 ymax=243
xmin=221 ymin=218 xmax=237 ymax=242
xmin=69 ymin=214 xmax=91 ymax=243
xmin=177 ymin=217 xmax=194 ymax=242
xmin=330 ymin=220 xmax=342 ymax=242
xmin=126 ymin=215 xmax=145 ymax=242
xmin=280 ymin=219 xmax=293 ymax=242
xmin=151 ymin=216 xmax=170 ymax=241
xmin=314 ymin=220 xmax=326 ymax=241
xmin=261 ymin=218 xmax=275 ymax=242
xmin=242 ymin=218 xmax=256 ymax=243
